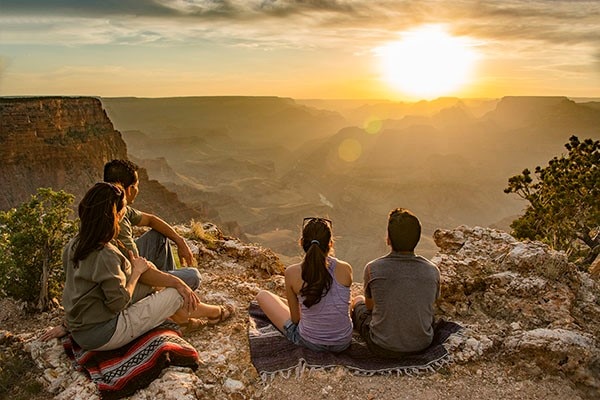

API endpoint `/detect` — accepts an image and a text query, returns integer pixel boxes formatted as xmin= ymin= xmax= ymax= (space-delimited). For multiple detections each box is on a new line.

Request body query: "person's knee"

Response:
xmin=351 ymin=295 xmax=365 ymax=310
xmin=351 ymin=298 xmax=365 ymax=318
xmin=146 ymin=229 xmax=167 ymax=242
xmin=351 ymin=305 xmax=359 ymax=324
xmin=255 ymin=290 xmax=270 ymax=304
xmin=163 ymin=287 xmax=185 ymax=310
xmin=169 ymin=268 xmax=201 ymax=290
xmin=351 ymin=300 xmax=368 ymax=324
xmin=186 ymin=268 xmax=202 ymax=290
xmin=136 ymin=229 xmax=168 ymax=249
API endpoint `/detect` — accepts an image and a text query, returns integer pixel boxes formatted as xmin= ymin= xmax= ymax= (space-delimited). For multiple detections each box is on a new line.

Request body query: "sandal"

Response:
xmin=181 ymin=318 xmax=207 ymax=335
xmin=207 ymin=304 xmax=235 ymax=325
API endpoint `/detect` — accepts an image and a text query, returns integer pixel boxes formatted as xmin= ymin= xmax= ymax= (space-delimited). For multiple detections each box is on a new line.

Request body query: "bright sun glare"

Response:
xmin=376 ymin=25 xmax=478 ymax=99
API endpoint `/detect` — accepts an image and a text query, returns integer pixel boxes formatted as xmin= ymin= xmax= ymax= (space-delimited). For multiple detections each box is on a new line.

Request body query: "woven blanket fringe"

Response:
xmin=258 ymin=353 xmax=452 ymax=383
xmin=259 ymin=358 xmax=340 ymax=383
xmin=347 ymin=354 xmax=452 ymax=377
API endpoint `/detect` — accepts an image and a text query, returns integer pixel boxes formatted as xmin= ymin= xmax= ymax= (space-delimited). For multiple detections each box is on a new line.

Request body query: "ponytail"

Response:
xmin=299 ymin=219 xmax=333 ymax=307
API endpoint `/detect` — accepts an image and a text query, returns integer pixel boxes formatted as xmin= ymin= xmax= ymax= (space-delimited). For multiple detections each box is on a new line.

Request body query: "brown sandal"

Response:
xmin=181 ymin=318 xmax=207 ymax=335
xmin=207 ymin=304 xmax=235 ymax=325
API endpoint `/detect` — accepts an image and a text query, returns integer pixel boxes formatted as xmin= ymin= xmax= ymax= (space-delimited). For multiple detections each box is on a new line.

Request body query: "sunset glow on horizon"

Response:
xmin=0 ymin=1 xmax=598 ymax=101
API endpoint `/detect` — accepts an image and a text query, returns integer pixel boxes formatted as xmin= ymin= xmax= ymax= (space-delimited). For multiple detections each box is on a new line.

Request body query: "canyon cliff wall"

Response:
xmin=0 ymin=97 xmax=126 ymax=210
xmin=0 ymin=97 xmax=205 ymax=223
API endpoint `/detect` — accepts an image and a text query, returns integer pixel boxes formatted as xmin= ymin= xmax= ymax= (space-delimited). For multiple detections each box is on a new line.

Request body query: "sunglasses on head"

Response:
xmin=302 ymin=217 xmax=332 ymax=228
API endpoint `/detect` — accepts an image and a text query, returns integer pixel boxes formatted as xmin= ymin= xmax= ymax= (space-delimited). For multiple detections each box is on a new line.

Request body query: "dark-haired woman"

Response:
xmin=256 ymin=217 xmax=353 ymax=352
xmin=42 ymin=182 xmax=232 ymax=349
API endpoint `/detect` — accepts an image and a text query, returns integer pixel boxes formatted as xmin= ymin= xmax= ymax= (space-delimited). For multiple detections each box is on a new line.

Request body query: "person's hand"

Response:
xmin=146 ymin=260 xmax=159 ymax=271
xmin=129 ymin=250 xmax=150 ymax=275
xmin=175 ymin=282 xmax=200 ymax=314
xmin=40 ymin=325 xmax=67 ymax=341
xmin=177 ymin=240 xmax=196 ymax=267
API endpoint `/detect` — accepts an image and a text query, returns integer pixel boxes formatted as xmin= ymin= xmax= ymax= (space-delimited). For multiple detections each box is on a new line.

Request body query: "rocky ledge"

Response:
xmin=1 ymin=224 xmax=598 ymax=399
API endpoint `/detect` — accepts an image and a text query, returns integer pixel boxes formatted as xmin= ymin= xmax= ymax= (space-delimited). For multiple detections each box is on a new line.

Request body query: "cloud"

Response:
xmin=0 ymin=0 xmax=357 ymax=19
xmin=0 ymin=56 xmax=7 ymax=90
xmin=0 ymin=1 xmax=177 ymax=18
xmin=1 ymin=1 xmax=599 ymax=64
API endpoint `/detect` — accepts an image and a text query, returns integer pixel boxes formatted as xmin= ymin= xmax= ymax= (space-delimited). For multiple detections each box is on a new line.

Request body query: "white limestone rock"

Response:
xmin=223 ymin=377 xmax=245 ymax=393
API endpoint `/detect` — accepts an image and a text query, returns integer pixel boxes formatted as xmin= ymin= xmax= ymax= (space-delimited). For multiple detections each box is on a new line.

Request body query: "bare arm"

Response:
xmin=125 ymin=252 xmax=148 ymax=297
xmin=138 ymin=212 xmax=196 ymax=266
xmin=285 ymin=265 xmax=301 ymax=324
xmin=335 ymin=259 xmax=353 ymax=287
xmin=138 ymin=261 xmax=200 ymax=313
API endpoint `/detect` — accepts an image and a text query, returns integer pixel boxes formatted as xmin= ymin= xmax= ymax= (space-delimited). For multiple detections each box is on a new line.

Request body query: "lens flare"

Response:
xmin=338 ymin=138 xmax=362 ymax=162
xmin=364 ymin=118 xmax=383 ymax=135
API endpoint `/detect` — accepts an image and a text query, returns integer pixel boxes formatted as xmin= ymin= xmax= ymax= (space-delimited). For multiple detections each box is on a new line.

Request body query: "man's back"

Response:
xmin=364 ymin=252 xmax=440 ymax=353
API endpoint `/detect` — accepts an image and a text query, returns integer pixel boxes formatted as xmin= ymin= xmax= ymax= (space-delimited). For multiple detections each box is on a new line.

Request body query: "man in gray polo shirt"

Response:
xmin=352 ymin=208 xmax=440 ymax=357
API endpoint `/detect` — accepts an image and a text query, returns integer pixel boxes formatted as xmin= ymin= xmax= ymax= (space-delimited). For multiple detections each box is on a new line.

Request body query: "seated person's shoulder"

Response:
xmin=336 ymin=258 xmax=352 ymax=272
xmin=284 ymin=263 xmax=303 ymax=290
xmin=102 ymin=242 xmax=126 ymax=261
xmin=125 ymin=206 xmax=144 ymax=225
xmin=365 ymin=256 xmax=388 ymax=270
xmin=335 ymin=259 xmax=353 ymax=286
xmin=81 ymin=243 xmax=127 ymax=272
xmin=416 ymin=255 xmax=439 ymax=271
xmin=284 ymin=262 xmax=301 ymax=277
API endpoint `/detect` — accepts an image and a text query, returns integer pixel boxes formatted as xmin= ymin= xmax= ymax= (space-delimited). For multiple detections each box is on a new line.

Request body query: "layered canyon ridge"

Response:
xmin=2 ymin=95 xmax=600 ymax=273
xmin=102 ymin=95 xmax=600 ymax=270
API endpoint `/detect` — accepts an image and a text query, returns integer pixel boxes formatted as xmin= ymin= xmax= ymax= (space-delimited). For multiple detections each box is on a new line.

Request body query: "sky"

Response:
xmin=1 ymin=0 xmax=599 ymax=101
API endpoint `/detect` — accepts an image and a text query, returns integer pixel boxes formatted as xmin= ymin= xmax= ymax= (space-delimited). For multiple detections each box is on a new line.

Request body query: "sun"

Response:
xmin=376 ymin=25 xmax=478 ymax=99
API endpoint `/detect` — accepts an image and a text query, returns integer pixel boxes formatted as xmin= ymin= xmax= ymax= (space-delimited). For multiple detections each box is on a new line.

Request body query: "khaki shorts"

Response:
xmin=94 ymin=287 xmax=183 ymax=351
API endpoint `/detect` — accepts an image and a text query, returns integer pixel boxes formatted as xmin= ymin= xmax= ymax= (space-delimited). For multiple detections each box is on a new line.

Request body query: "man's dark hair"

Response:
xmin=103 ymin=159 xmax=139 ymax=188
xmin=387 ymin=208 xmax=421 ymax=252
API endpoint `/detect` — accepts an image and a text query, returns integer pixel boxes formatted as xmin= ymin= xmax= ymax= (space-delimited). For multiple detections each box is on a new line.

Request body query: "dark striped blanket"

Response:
xmin=248 ymin=301 xmax=462 ymax=380
xmin=62 ymin=321 xmax=200 ymax=400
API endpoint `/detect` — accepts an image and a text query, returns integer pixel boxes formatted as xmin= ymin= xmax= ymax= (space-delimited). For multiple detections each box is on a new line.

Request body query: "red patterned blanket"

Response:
xmin=62 ymin=321 xmax=200 ymax=400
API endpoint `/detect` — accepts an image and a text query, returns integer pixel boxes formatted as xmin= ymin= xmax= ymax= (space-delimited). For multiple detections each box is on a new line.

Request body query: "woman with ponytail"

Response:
xmin=256 ymin=217 xmax=353 ymax=352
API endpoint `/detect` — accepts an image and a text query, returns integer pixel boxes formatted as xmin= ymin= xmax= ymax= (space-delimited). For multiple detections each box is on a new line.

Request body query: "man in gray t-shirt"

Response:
xmin=352 ymin=208 xmax=440 ymax=357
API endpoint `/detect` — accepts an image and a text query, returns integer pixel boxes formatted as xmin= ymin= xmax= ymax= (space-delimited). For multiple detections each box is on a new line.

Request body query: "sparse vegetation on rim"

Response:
xmin=505 ymin=136 xmax=600 ymax=267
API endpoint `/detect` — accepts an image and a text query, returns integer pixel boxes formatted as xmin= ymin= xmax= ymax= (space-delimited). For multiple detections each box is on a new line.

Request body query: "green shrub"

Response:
xmin=0 ymin=188 xmax=77 ymax=310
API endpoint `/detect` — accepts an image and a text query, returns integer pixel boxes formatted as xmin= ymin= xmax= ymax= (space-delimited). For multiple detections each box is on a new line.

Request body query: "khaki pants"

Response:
xmin=94 ymin=287 xmax=183 ymax=351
